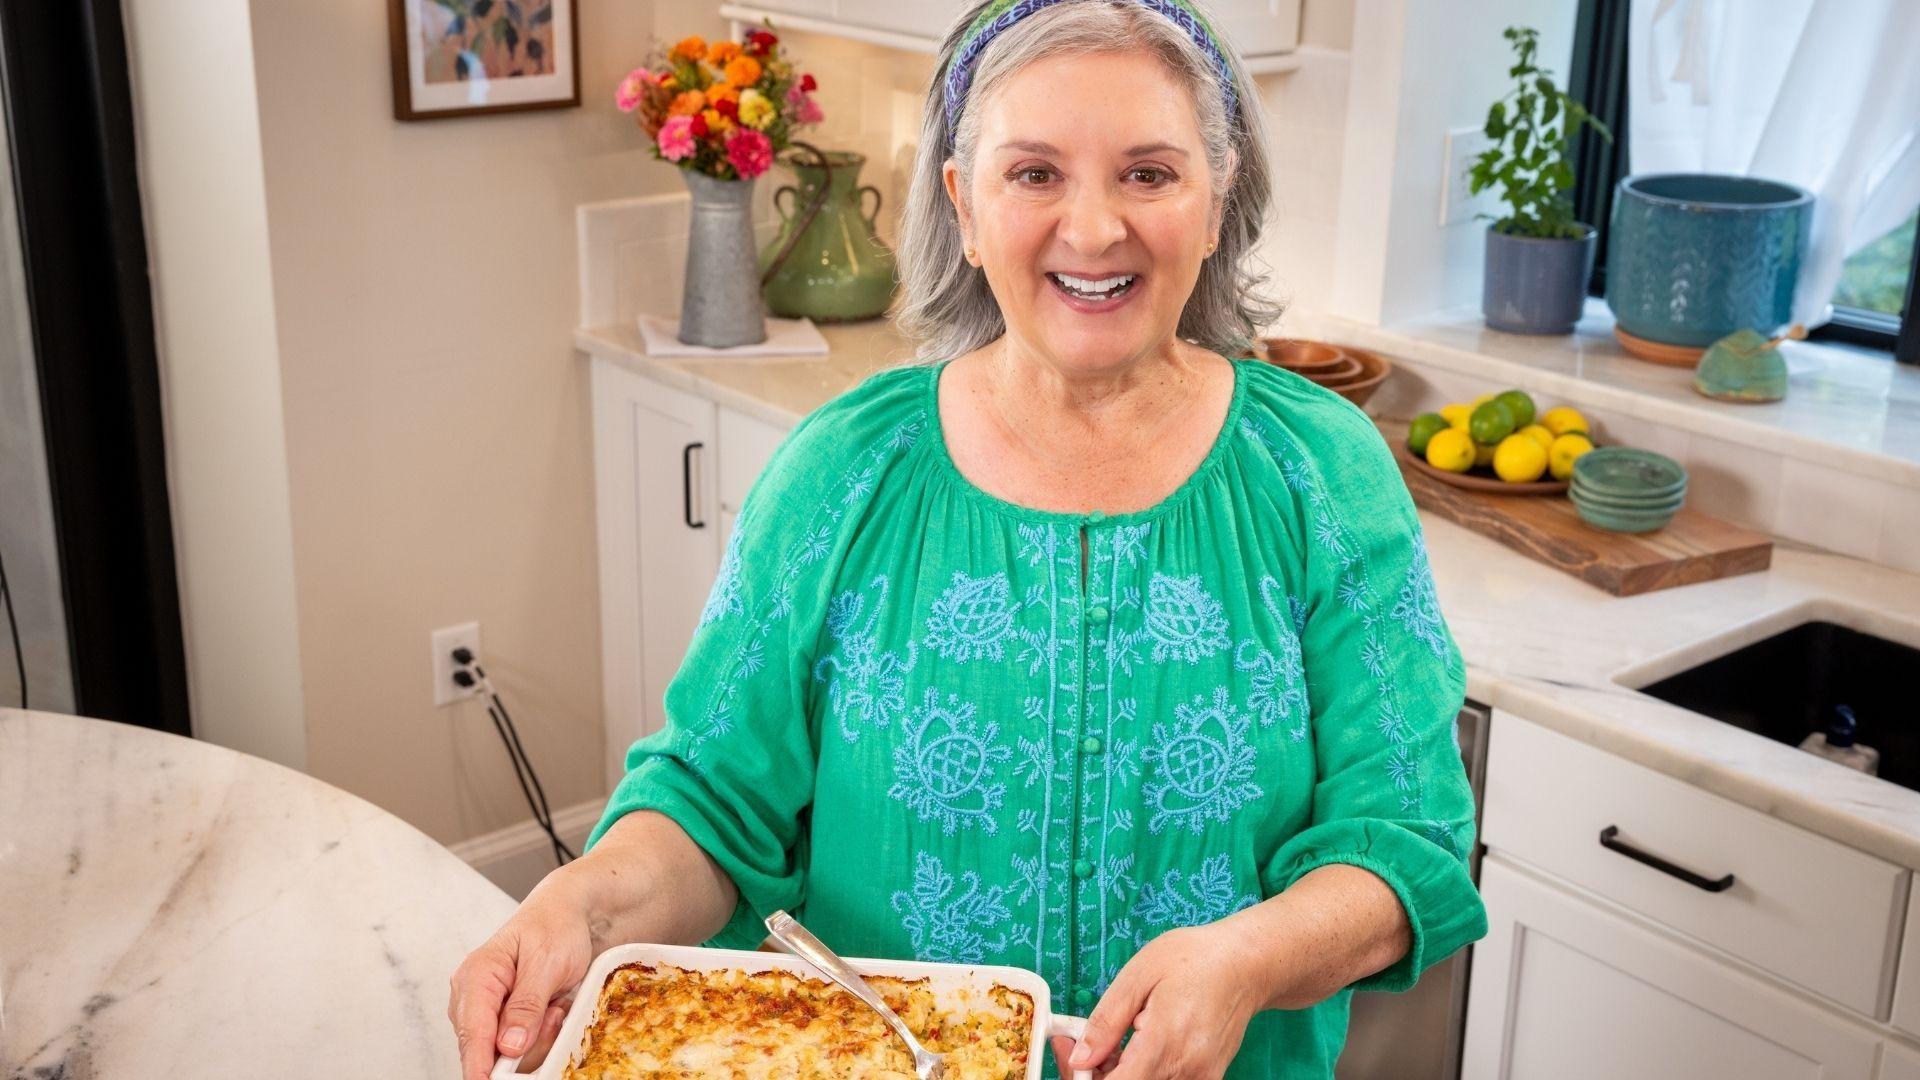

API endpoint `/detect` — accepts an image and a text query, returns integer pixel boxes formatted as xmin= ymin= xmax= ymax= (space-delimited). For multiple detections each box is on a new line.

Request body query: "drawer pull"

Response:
xmin=1598 ymin=825 xmax=1736 ymax=893
xmin=682 ymin=442 xmax=706 ymax=529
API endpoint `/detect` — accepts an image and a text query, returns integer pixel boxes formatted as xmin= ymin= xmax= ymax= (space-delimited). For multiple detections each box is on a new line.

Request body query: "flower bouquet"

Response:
xmin=616 ymin=28 xmax=823 ymax=347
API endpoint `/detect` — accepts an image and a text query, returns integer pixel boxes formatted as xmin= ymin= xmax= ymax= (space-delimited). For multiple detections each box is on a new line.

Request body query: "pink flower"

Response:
xmin=657 ymin=114 xmax=696 ymax=161
xmin=785 ymin=84 xmax=825 ymax=124
xmin=616 ymin=66 xmax=653 ymax=112
xmin=726 ymin=127 xmax=773 ymax=178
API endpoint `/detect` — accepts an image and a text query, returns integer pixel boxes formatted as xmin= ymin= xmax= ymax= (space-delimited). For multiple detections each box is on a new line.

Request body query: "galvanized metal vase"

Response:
xmin=678 ymin=169 xmax=767 ymax=348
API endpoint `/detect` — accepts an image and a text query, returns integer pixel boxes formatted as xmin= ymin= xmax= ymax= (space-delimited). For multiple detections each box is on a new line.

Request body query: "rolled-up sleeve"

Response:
xmin=585 ymin=410 xmax=836 ymax=951
xmin=1258 ymin=407 xmax=1487 ymax=993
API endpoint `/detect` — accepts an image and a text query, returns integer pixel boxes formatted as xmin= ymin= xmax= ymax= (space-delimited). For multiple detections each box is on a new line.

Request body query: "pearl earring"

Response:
xmin=965 ymin=245 xmax=977 ymax=263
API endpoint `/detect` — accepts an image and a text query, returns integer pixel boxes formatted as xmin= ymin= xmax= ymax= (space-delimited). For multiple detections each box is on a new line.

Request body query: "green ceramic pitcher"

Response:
xmin=758 ymin=149 xmax=896 ymax=322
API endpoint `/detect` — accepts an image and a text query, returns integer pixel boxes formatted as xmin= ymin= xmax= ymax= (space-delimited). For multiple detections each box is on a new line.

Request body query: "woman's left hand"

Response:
xmin=1050 ymin=922 xmax=1273 ymax=1079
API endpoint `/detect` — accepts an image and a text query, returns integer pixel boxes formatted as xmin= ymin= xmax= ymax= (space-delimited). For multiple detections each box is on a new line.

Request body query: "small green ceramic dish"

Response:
xmin=1571 ymin=446 xmax=1687 ymax=499
xmin=1569 ymin=478 xmax=1687 ymax=511
xmin=1569 ymin=488 xmax=1680 ymax=533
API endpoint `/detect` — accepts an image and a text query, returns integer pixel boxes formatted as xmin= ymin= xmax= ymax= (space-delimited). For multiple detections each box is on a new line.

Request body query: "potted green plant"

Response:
xmin=1468 ymin=25 xmax=1613 ymax=334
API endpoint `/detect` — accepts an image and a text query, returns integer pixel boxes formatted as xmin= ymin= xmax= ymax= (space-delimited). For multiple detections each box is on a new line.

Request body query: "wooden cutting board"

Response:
xmin=1386 ymin=432 xmax=1773 ymax=596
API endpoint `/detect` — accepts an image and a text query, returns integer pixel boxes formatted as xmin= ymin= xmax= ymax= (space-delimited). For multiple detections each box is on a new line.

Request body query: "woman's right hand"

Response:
xmin=448 ymin=869 xmax=596 ymax=1080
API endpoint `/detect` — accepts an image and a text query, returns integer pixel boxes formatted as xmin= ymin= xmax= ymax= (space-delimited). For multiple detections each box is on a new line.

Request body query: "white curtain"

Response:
xmin=1629 ymin=0 xmax=1920 ymax=328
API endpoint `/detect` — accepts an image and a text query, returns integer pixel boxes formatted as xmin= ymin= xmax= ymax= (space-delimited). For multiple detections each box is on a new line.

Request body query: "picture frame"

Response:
xmin=388 ymin=0 xmax=580 ymax=121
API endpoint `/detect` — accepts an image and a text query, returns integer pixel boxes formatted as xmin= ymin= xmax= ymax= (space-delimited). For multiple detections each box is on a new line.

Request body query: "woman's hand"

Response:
xmin=448 ymin=868 xmax=596 ymax=1080
xmin=1052 ymin=923 xmax=1270 ymax=1079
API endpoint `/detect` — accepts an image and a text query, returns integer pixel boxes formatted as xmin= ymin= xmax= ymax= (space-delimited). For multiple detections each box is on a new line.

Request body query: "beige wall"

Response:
xmin=243 ymin=0 xmax=677 ymax=844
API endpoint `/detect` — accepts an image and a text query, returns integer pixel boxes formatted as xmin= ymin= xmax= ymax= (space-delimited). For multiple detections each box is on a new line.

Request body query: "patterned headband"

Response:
xmin=941 ymin=0 xmax=1239 ymax=152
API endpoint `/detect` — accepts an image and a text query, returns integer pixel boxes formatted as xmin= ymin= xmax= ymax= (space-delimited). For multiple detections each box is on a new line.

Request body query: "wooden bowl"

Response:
xmin=1262 ymin=338 xmax=1353 ymax=376
xmin=1395 ymin=440 xmax=1569 ymax=496
xmin=1320 ymin=346 xmax=1391 ymax=406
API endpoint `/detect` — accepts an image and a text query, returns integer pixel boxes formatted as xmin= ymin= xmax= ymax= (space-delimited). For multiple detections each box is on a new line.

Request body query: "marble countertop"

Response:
xmin=575 ymin=321 xmax=1920 ymax=872
xmin=0 ymin=709 xmax=518 ymax=1078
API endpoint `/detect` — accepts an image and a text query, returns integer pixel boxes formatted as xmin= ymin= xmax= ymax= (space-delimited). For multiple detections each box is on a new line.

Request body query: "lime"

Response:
xmin=1549 ymin=432 xmax=1594 ymax=480
xmin=1494 ymin=433 xmax=1548 ymax=482
xmin=1495 ymin=389 xmax=1536 ymax=429
xmin=1425 ymin=428 xmax=1475 ymax=472
xmin=1468 ymin=400 xmax=1516 ymax=445
xmin=1407 ymin=413 xmax=1449 ymax=455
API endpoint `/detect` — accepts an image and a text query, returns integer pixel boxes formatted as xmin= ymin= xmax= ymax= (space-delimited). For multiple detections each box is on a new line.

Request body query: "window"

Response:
xmin=1568 ymin=0 xmax=1917 ymax=365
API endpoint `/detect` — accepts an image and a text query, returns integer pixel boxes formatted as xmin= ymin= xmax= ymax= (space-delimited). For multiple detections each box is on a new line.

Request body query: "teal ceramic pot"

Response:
xmin=758 ymin=150 xmax=897 ymax=323
xmin=1605 ymin=173 xmax=1812 ymax=348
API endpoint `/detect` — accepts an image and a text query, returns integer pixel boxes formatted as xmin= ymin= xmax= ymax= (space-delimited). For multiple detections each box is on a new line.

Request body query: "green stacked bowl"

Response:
xmin=1569 ymin=447 xmax=1687 ymax=533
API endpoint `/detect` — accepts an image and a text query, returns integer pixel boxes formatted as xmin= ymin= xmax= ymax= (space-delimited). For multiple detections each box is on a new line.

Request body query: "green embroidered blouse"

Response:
xmin=586 ymin=355 xmax=1487 ymax=1078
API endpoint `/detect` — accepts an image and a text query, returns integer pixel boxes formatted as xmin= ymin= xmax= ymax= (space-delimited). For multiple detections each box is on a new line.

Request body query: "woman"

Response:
xmin=450 ymin=1 xmax=1485 ymax=1076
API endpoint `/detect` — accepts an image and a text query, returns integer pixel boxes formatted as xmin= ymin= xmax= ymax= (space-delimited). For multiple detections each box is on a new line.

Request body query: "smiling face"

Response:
xmin=944 ymin=50 xmax=1223 ymax=375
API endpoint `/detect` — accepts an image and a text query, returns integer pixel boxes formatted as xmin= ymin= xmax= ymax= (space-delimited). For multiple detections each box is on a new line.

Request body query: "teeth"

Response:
xmin=1051 ymin=272 xmax=1136 ymax=298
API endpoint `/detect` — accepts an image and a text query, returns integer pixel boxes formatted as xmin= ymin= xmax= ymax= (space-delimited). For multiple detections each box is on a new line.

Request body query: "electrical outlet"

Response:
xmin=432 ymin=621 xmax=481 ymax=707
xmin=1440 ymin=126 xmax=1495 ymax=227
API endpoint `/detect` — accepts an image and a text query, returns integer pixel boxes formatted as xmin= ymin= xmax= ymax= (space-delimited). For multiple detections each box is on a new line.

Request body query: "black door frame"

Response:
xmin=1 ymin=0 xmax=191 ymax=734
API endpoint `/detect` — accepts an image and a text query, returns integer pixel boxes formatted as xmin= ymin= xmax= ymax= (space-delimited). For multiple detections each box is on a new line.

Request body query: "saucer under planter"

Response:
xmin=1482 ymin=223 xmax=1598 ymax=335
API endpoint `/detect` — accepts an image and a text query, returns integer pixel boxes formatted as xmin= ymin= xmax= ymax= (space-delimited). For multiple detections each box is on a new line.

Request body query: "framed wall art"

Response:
xmin=388 ymin=0 xmax=580 ymax=120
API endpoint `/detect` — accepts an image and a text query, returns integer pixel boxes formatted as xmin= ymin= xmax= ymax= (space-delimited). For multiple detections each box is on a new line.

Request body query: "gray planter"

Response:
xmin=1482 ymin=223 xmax=1598 ymax=335
xmin=679 ymin=169 xmax=768 ymax=348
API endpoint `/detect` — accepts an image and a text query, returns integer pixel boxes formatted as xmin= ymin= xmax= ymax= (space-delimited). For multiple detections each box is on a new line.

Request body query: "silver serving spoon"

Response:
xmin=765 ymin=910 xmax=945 ymax=1080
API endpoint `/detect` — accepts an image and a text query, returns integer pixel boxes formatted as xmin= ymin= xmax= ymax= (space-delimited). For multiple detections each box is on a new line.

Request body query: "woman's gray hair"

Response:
xmin=895 ymin=0 xmax=1283 ymax=363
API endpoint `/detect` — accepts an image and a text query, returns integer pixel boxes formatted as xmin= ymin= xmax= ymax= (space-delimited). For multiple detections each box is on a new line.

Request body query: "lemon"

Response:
xmin=1407 ymin=413 xmax=1449 ymax=455
xmin=1439 ymin=403 xmax=1473 ymax=431
xmin=1472 ymin=392 xmax=1497 ymax=407
xmin=1519 ymin=424 xmax=1555 ymax=452
xmin=1549 ymin=432 xmax=1594 ymax=480
xmin=1495 ymin=389 xmax=1537 ymax=428
xmin=1541 ymin=406 xmax=1589 ymax=437
xmin=1425 ymin=428 xmax=1475 ymax=472
xmin=1473 ymin=441 xmax=1497 ymax=468
xmin=1469 ymin=400 xmax=1516 ymax=444
xmin=1493 ymin=433 xmax=1548 ymax=482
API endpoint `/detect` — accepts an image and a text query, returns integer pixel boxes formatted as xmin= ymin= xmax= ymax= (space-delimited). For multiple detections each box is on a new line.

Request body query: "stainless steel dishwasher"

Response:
xmin=1336 ymin=699 xmax=1490 ymax=1080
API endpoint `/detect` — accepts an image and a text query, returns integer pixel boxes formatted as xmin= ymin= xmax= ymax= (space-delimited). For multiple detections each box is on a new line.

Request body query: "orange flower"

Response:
xmin=705 ymin=82 xmax=740 ymax=108
xmin=667 ymin=89 xmax=706 ymax=117
xmin=670 ymin=35 xmax=707 ymax=62
xmin=705 ymin=40 xmax=741 ymax=65
xmin=723 ymin=55 xmax=762 ymax=88
xmin=702 ymin=107 xmax=734 ymax=133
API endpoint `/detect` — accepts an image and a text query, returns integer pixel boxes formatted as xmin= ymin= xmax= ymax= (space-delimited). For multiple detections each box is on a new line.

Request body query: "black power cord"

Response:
xmin=452 ymin=647 xmax=574 ymax=867
xmin=0 ymin=544 xmax=26 ymax=708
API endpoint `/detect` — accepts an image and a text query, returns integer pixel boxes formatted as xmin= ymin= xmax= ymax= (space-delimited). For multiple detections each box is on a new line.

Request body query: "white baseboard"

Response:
xmin=450 ymin=799 xmax=606 ymax=900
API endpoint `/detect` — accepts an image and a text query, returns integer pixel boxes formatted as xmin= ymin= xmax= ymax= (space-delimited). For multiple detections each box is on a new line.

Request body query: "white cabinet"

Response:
xmin=1885 ymin=1043 xmax=1920 ymax=1080
xmin=589 ymin=358 xmax=792 ymax=786
xmin=722 ymin=0 xmax=1300 ymax=66
xmin=1463 ymin=853 xmax=1879 ymax=1080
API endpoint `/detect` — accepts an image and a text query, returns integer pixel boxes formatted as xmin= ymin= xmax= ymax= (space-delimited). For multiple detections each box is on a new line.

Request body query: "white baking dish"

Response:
xmin=490 ymin=942 xmax=1092 ymax=1080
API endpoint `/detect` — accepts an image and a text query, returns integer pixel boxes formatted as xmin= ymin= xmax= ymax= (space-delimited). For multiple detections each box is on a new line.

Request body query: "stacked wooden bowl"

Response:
xmin=1256 ymin=338 xmax=1391 ymax=406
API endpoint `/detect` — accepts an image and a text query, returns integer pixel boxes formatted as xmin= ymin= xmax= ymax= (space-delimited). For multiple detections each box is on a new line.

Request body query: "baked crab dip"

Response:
xmin=558 ymin=962 xmax=1034 ymax=1078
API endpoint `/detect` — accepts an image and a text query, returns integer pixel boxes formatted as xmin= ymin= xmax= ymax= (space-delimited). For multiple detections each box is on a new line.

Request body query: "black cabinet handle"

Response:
xmin=1599 ymin=825 xmax=1735 ymax=893
xmin=682 ymin=441 xmax=706 ymax=529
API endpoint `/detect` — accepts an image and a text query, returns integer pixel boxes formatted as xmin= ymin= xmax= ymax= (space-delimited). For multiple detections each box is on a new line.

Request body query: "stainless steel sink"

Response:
xmin=1615 ymin=601 xmax=1920 ymax=794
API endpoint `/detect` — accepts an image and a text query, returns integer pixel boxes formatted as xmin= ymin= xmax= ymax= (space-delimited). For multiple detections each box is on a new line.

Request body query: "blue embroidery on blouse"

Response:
xmin=889 ymin=686 xmax=1012 ymax=834
xmin=892 ymin=851 xmax=1014 ymax=964
xmin=1143 ymin=573 xmax=1231 ymax=664
xmin=1235 ymin=576 xmax=1309 ymax=740
xmin=698 ymin=523 xmax=748 ymax=628
xmin=1140 ymin=686 xmax=1264 ymax=834
xmin=813 ymin=574 xmax=919 ymax=742
xmin=1130 ymin=853 xmax=1258 ymax=947
xmin=1390 ymin=538 xmax=1450 ymax=658
xmin=924 ymin=570 xmax=1020 ymax=663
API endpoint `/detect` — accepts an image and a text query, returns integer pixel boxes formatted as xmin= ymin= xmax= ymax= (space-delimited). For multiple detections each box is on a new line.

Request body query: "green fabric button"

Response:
xmin=1082 ymin=736 xmax=1103 ymax=754
xmin=1086 ymin=510 xmax=1104 ymax=523
xmin=1074 ymin=988 xmax=1095 ymax=1009
xmin=1087 ymin=605 xmax=1109 ymax=623
xmin=1073 ymin=858 xmax=1094 ymax=879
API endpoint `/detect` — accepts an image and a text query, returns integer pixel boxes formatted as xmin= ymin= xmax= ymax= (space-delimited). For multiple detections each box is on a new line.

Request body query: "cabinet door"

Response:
xmin=590 ymin=359 xmax=720 ymax=789
xmin=1462 ymin=853 xmax=1878 ymax=1080
xmin=1882 ymin=1043 xmax=1920 ymax=1080
xmin=1206 ymin=0 xmax=1301 ymax=58
xmin=716 ymin=405 xmax=793 ymax=552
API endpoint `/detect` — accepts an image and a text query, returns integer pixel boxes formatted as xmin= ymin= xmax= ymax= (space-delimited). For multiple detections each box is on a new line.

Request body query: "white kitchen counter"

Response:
xmin=0 ymin=709 xmax=518 ymax=1077
xmin=575 ymin=323 xmax=1920 ymax=872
